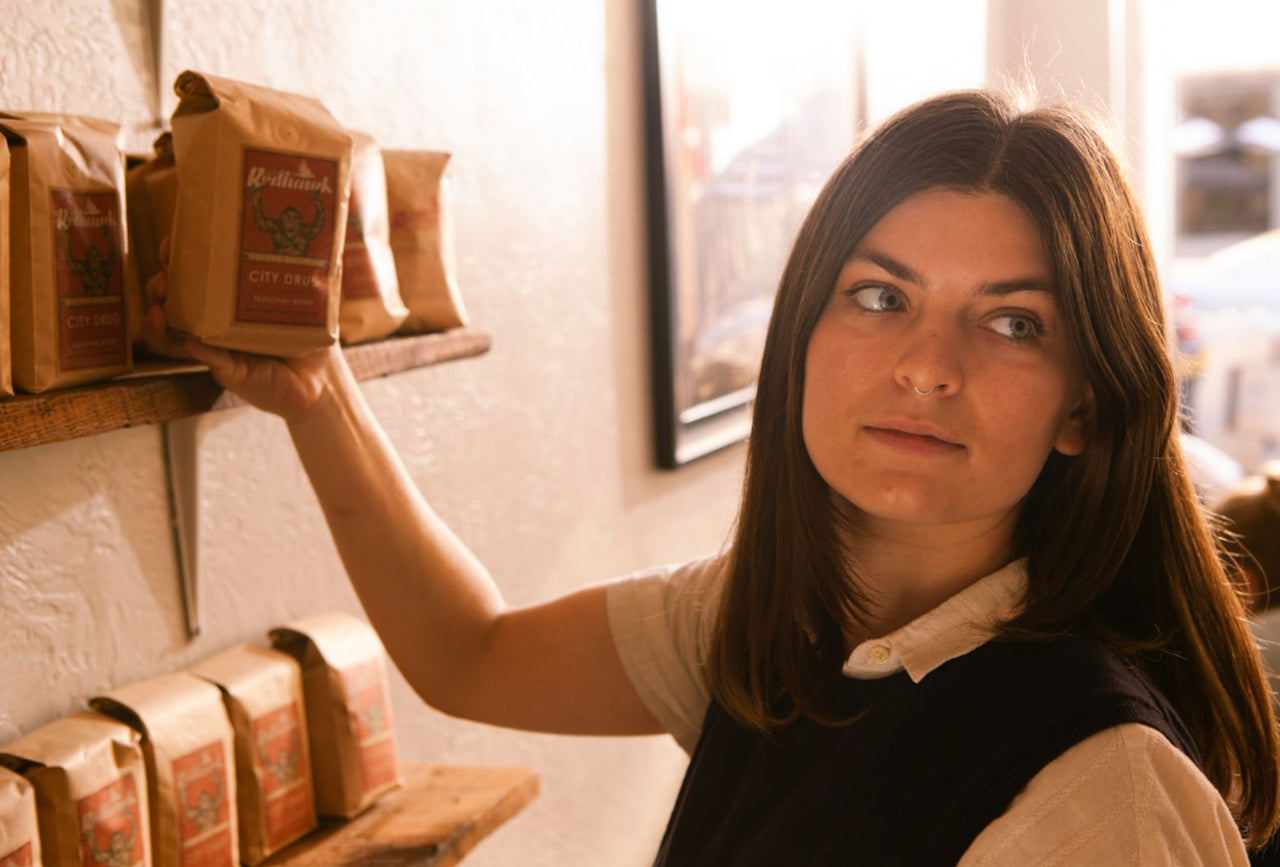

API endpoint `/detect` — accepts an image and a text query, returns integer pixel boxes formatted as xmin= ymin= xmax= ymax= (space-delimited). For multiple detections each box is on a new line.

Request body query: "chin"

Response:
xmin=839 ymin=488 xmax=951 ymax=525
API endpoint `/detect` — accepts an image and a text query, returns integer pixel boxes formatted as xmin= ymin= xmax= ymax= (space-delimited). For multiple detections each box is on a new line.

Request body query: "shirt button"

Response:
xmin=869 ymin=644 xmax=892 ymax=663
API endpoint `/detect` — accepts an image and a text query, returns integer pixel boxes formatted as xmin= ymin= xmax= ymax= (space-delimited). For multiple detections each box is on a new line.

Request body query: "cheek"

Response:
xmin=801 ymin=325 xmax=849 ymax=455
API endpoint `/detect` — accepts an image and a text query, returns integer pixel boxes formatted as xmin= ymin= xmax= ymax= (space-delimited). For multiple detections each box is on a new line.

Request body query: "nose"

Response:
xmin=893 ymin=321 xmax=963 ymax=398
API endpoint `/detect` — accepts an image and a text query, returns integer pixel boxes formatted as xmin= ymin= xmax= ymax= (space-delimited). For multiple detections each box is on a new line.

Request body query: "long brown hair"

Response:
xmin=707 ymin=89 xmax=1280 ymax=845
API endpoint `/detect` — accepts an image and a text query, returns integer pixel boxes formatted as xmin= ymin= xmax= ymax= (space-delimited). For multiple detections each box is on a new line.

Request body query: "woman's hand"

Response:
xmin=141 ymin=239 xmax=340 ymax=422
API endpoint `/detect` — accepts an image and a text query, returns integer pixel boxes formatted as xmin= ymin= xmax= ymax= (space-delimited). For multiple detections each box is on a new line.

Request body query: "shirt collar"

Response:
xmin=841 ymin=558 xmax=1028 ymax=682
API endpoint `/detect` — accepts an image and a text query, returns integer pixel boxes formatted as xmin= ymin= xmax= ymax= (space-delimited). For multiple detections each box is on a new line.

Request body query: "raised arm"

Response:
xmin=145 ymin=272 xmax=661 ymax=737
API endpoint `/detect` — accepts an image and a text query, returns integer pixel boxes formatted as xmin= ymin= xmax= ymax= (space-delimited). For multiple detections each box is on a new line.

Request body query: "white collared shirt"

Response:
xmin=606 ymin=554 xmax=1249 ymax=865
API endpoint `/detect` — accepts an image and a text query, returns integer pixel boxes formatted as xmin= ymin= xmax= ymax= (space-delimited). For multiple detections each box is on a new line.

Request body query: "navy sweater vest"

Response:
xmin=654 ymin=634 xmax=1199 ymax=866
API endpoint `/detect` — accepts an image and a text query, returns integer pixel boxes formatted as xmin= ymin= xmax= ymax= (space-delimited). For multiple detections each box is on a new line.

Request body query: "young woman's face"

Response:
xmin=802 ymin=189 xmax=1091 ymax=537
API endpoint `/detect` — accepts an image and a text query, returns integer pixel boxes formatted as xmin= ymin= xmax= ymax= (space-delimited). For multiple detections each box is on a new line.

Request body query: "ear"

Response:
xmin=1053 ymin=382 xmax=1095 ymax=457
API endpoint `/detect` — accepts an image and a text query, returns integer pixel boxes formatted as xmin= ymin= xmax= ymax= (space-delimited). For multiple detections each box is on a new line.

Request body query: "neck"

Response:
xmin=842 ymin=511 xmax=1018 ymax=645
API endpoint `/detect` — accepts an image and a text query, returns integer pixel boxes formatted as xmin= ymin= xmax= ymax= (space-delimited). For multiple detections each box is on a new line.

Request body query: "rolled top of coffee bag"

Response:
xmin=272 ymin=611 xmax=388 ymax=670
xmin=167 ymin=70 xmax=352 ymax=357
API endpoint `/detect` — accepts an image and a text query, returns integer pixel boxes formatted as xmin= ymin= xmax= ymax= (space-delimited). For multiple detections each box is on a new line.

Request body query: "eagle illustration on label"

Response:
xmin=77 ymin=773 xmax=144 ymax=867
xmin=172 ymin=741 xmax=233 ymax=866
xmin=0 ymin=842 xmax=33 ymax=867
xmin=237 ymin=150 xmax=338 ymax=327
xmin=51 ymin=189 xmax=127 ymax=371
xmin=251 ymin=702 xmax=315 ymax=849
xmin=342 ymin=660 xmax=399 ymax=794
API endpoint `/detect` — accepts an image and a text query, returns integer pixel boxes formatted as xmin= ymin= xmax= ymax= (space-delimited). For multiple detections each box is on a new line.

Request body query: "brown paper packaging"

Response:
xmin=269 ymin=613 xmax=402 ymax=818
xmin=0 ymin=711 xmax=151 ymax=867
xmin=167 ymin=70 xmax=352 ymax=357
xmin=383 ymin=150 xmax=469 ymax=333
xmin=1 ymin=114 xmax=132 ymax=393
xmin=188 ymin=644 xmax=317 ymax=864
xmin=90 ymin=672 xmax=238 ymax=867
xmin=0 ymin=136 xmax=12 ymax=397
xmin=124 ymin=132 xmax=176 ymax=347
xmin=0 ymin=765 xmax=40 ymax=866
xmin=339 ymin=131 xmax=407 ymax=344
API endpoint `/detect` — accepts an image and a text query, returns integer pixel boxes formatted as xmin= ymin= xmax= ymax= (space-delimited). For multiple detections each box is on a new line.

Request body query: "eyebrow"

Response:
xmin=854 ymin=250 xmax=1056 ymax=296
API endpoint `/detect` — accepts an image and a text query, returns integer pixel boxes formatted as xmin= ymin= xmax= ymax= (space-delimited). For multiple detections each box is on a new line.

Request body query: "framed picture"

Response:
xmin=641 ymin=0 xmax=861 ymax=467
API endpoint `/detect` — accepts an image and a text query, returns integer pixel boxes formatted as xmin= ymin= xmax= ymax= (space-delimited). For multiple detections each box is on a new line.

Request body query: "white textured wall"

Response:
xmin=0 ymin=2 xmax=745 ymax=864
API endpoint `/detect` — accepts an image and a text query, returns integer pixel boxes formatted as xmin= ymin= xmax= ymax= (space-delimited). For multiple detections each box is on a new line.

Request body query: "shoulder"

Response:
xmin=960 ymin=723 xmax=1247 ymax=866
xmin=603 ymin=552 xmax=728 ymax=752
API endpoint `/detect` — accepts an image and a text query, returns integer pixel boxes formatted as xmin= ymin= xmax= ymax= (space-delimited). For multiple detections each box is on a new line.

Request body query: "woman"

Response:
xmin=149 ymin=90 xmax=1278 ymax=863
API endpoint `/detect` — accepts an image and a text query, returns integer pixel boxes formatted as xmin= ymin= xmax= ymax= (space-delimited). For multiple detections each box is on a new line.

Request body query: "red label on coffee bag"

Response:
xmin=251 ymin=702 xmax=314 ymax=849
xmin=172 ymin=741 xmax=233 ymax=866
xmin=343 ymin=660 xmax=399 ymax=794
xmin=77 ymin=773 xmax=144 ymax=867
xmin=236 ymin=149 xmax=337 ymax=326
xmin=51 ymin=189 xmax=127 ymax=371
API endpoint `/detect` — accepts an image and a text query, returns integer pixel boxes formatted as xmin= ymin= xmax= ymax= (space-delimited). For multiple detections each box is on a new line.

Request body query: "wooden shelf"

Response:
xmin=265 ymin=763 xmax=539 ymax=866
xmin=0 ymin=328 xmax=491 ymax=453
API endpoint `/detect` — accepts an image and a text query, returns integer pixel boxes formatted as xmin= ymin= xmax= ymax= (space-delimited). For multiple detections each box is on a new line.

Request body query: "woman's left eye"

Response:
xmin=988 ymin=313 xmax=1044 ymax=341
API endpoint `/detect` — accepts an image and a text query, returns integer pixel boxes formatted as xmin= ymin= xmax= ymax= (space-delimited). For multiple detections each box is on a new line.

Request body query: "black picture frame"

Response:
xmin=641 ymin=1 xmax=860 ymax=467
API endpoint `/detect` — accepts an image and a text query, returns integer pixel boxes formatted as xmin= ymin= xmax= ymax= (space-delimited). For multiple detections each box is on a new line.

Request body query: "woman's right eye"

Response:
xmin=847 ymin=285 xmax=905 ymax=313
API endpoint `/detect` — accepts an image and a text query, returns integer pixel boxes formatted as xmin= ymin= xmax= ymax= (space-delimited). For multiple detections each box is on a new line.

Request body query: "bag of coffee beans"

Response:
xmin=2 ymin=114 xmax=131 ymax=392
xmin=0 ymin=765 xmax=40 ymax=866
xmin=383 ymin=150 xmax=469 ymax=333
xmin=188 ymin=644 xmax=317 ymax=864
xmin=269 ymin=613 xmax=402 ymax=818
xmin=166 ymin=70 xmax=352 ymax=357
xmin=124 ymin=132 xmax=176 ymax=347
xmin=0 ymin=137 xmax=11 ymax=397
xmin=0 ymin=711 xmax=151 ymax=867
xmin=339 ymin=131 xmax=407 ymax=344
xmin=90 ymin=672 xmax=237 ymax=867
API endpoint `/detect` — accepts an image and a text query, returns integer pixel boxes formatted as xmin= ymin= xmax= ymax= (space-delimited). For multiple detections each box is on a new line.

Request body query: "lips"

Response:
xmin=863 ymin=421 xmax=964 ymax=454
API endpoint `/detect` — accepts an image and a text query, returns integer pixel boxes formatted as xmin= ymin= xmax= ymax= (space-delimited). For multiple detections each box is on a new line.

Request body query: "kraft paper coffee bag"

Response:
xmin=339 ymin=131 xmax=407 ymax=344
xmin=167 ymin=70 xmax=352 ymax=357
xmin=90 ymin=673 xmax=237 ymax=867
xmin=124 ymin=132 xmax=176 ymax=347
xmin=269 ymin=613 xmax=401 ymax=818
xmin=0 ymin=711 xmax=151 ymax=867
xmin=2 ymin=114 xmax=131 ymax=393
xmin=189 ymin=644 xmax=317 ymax=864
xmin=0 ymin=765 xmax=40 ymax=866
xmin=0 ymin=137 xmax=11 ymax=397
xmin=383 ymin=150 xmax=469 ymax=333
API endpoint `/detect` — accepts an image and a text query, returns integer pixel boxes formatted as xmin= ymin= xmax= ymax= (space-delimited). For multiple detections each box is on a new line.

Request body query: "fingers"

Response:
xmin=183 ymin=339 xmax=246 ymax=393
xmin=182 ymin=339 xmax=232 ymax=373
xmin=141 ymin=301 xmax=192 ymax=360
xmin=140 ymin=236 xmax=188 ymax=358
xmin=145 ymin=268 xmax=166 ymax=305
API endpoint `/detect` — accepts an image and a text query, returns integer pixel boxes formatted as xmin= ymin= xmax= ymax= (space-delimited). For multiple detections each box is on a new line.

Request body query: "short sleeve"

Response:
xmin=960 ymin=723 xmax=1248 ymax=866
xmin=605 ymin=552 xmax=726 ymax=753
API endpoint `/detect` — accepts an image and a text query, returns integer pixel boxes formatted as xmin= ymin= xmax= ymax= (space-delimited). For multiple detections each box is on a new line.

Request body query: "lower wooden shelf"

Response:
xmin=0 ymin=327 xmax=491 ymax=453
xmin=264 ymin=763 xmax=539 ymax=866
